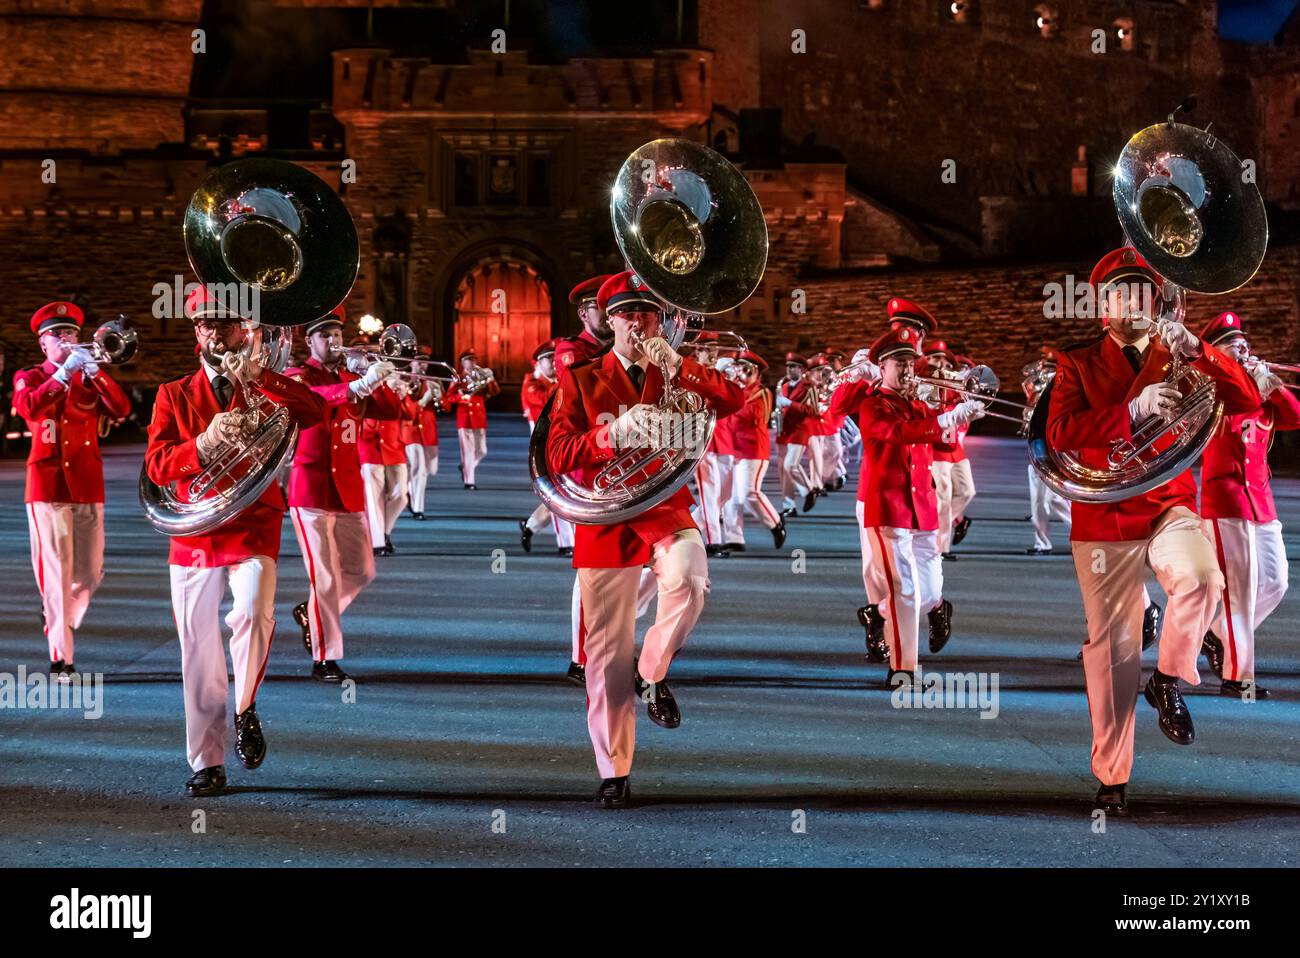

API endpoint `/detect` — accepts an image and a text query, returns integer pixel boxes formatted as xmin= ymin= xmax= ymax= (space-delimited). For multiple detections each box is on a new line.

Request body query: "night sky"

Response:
xmin=1218 ymin=0 xmax=1299 ymax=42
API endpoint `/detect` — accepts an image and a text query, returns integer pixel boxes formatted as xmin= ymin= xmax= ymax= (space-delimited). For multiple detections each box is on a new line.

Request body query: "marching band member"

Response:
xmin=922 ymin=340 xmax=962 ymax=556
xmin=556 ymin=275 xmax=614 ymax=680
xmin=547 ymin=270 xmax=744 ymax=808
xmin=443 ymin=349 xmax=500 ymax=489
xmin=360 ymin=377 xmax=409 ymax=556
xmin=721 ymin=351 xmax=786 ymax=550
xmin=689 ymin=332 xmax=728 ymax=555
xmin=818 ymin=348 xmax=850 ymax=492
xmin=1047 ymin=247 xmax=1258 ymax=815
xmin=775 ymin=352 xmax=819 ymax=515
xmin=886 ymin=296 xmax=938 ymax=342
xmin=285 ymin=307 xmax=400 ymax=682
xmin=947 ymin=353 xmax=978 ymax=548
xmin=828 ymin=348 xmax=889 ymax=663
xmin=802 ymin=354 xmax=830 ymax=498
xmin=1024 ymin=350 xmax=1071 ymax=554
xmin=404 ymin=348 xmax=441 ymax=520
xmin=850 ymin=327 xmax=983 ymax=683
xmin=14 ymin=301 xmax=131 ymax=679
xmin=519 ymin=340 xmax=575 ymax=554
xmin=144 ymin=286 xmax=327 ymax=797
xmin=1198 ymin=311 xmax=1300 ymax=700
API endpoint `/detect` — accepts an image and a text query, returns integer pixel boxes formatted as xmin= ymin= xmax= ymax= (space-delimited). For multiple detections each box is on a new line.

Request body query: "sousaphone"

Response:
xmin=529 ymin=139 xmax=768 ymax=524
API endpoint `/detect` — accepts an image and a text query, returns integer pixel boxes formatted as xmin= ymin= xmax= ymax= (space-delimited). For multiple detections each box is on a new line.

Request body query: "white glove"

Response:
xmin=715 ymin=357 xmax=736 ymax=375
xmin=420 ymin=383 xmax=437 ymax=405
xmin=851 ymin=347 xmax=872 ymax=367
xmin=775 ymin=393 xmax=792 ymax=409
xmin=607 ymin=403 xmax=661 ymax=449
xmin=350 ymin=360 xmax=395 ymax=398
xmin=936 ymin=400 xmax=985 ymax=430
xmin=1129 ymin=381 xmax=1181 ymax=422
xmin=1158 ymin=320 xmax=1200 ymax=361
xmin=1250 ymin=362 xmax=1282 ymax=400
xmin=75 ymin=347 xmax=100 ymax=378
xmin=53 ymin=348 xmax=89 ymax=384
xmin=221 ymin=351 xmax=261 ymax=386
xmin=345 ymin=353 xmax=370 ymax=375
xmin=483 ymin=367 xmax=495 ymax=380
xmin=196 ymin=411 xmax=249 ymax=462
xmin=914 ymin=381 xmax=937 ymax=404
xmin=641 ymin=336 xmax=683 ymax=378
xmin=845 ymin=359 xmax=879 ymax=384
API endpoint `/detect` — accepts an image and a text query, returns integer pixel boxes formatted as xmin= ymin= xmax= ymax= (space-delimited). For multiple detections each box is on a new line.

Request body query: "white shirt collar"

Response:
xmin=1109 ymin=330 xmax=1151 ymax=353
xmin=612 ymin=347 xmax=648 ymax=372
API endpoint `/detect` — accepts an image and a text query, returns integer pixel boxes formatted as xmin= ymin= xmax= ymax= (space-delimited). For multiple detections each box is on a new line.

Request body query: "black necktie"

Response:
xmin=1122 ymin=345 xmax=1144 ymax=374
xmin=212 ymin=374 xmax=233 ymax=409
xmin=627 ymin=364 xmax=645 ymax=393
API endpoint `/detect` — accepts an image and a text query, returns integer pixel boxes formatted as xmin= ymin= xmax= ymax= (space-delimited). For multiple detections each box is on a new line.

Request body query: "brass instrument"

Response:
xmin=1029 ymin=107 xmax=1267 ymax=503
xmin=530 ymin=138 xmax=768 ymax=524
xmin=905 ymin=365 xmax=1033 ymax=428
xmin=140 ymin=159 xmax=359 ymax=536
xmin=69 ymin=317 xmax=139 ymax=366
xmin=1244 ymin=357 xmax=1300 ymax=393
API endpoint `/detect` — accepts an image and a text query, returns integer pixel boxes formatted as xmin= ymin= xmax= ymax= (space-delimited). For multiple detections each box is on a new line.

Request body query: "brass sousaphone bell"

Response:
xmin=1029 ymin=109 xmax=1268 ymax=503
xmin=529 ymin=139 xmax=768 ymax=524
xmin=139 ymin=159 xmax=360 ymax=536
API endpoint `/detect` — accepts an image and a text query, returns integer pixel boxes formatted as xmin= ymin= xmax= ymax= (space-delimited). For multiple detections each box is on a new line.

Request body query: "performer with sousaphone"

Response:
xmin=141 ymin=158 xmax=357 ymax=798
xmin=531 ymin=139 xmax=762 ymax=808
xmin=1032 ymin=107 xmax=1267 ymax=815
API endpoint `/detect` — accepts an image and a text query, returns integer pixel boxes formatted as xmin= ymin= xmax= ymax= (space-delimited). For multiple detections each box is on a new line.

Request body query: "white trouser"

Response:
xmin=26 ymin=502 xmax=104 ymax=663
xmin=526 ymin=502 xmax=576 ymax=548
xmin=806 ymin=435 xmax=825 ymax=490
xmin=931 ymin=460 xmax=955 ymax=553
xmin=863 ymin=526 xmax=943 ymax=672
xmin=405 ymin=444 xmax=439 ymax=514
xmin=1072 ymin=507 xmax=1222 ymax=786
xmin=820 ymin=432 xmax=845 ymax=482
xmin=1207 ymin=517 xmax=1288 ymax=683
xmin=855 ymin=500 xmax=882 ymax=607
xmin=724 ymin=458 xmax=781 ymax=543
xmin=458 ymin=427 xmax=487 ymax=485
xmin=1028 ymin=463 xmax=1072 ymax=550
xmin=950 ymin=458 xmax=975 ymax=522
xmin=579 ymin=528 xmax=708 ymax=778
xmin=289 ymin=508 xmax=376 ymax=662
xmin=691 ymin=452 xmax=724 ymax=545
xmin=780 ymin=442 xmax=813 ymax=507
xmin=170 ymin=556 xmax=277 ymax=772
xmin=571 ymin=567 xmax=655 ymax=663
xmin=361 ymin=463 xmax=408 ymax=548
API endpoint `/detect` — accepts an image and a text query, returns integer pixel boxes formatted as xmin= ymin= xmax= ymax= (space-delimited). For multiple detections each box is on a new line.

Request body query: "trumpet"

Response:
xmin=63 ymin=317 xmax=139 ymax=366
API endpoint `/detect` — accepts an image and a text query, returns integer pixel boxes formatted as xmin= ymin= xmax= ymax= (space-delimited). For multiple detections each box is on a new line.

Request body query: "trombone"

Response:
xmin=1245 ymin=357 xmax=1300 ymax=392
xmin=905 ymin=365 xmax=1034 ymax=427
xmin=330 ymin=323 xmax=461 ymax=388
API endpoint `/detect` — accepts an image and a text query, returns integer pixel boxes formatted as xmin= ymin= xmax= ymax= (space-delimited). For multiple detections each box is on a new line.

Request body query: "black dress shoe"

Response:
xmin=771 ymin=518 xmax=787 ymax=549
xmin=1221 ymin=679 xmax=1269 ymax=700
xmin=951 ymin=515 xmax=972 ymax=545
xmin=383 ymin=535 xmax=395 ymax=556
xmin=833 ymin=475 xmax=846 ymax=491
xmin=1142 ymin=602 xmax=1163 ymax=651
xmin=1201 ymin=631 xmax=1225 ymax=679
xmin=594 ymin=776 xmax=631 ymax=809
xmin=413 ymin=512 xmax=425 ymax=521
xmin=858 ymin=604 xmax=889 ymax=663
xmin=312 ymin=660 xmax=350 ymax=683
xmin=1143 ymin=673 xmax=1194 ymax=746
xmin=185 ymin=765 xmax=227 ymax=798
xmin=802 ymin=491 xmax=817 ymax=513
xmin=634 ymin=669 xmax=681 ymax=728
xmin=704 ymin=543 xmax=724 ymax=557
xmin=779 ymin=507 xmax=798 ymax=520
xmin=566 ymin=661 xmax=586 ymax=685
xmin=928 ymin=598 xmax=953 ymax=654
xmin=234 ymin=706 xmax=267 ymax=769
xmin=725 ymin=541 xmax=746 ymax=553
xmin=464 ymin=483 xmax=478 ymax=490
xmin=292 ymin=600 xmax=312 ymax=654
xmin=885 ymin=668 xmax=915 ymax=689
xmin=1094 ymin=782 xmax=1128 ymax=815
xmin=373 ymin=546 xmax=385 ymax=557
xmin=56 ymin=662 xmax=76 ymax=684
xmin=49 ymin=659 xmax=64 ymax=675
xmin=942 ymin=551 xmax=957 ymax=562
xmin=519 ymin=519 xmax=534 ymax=553
xmin=816 ymin=486 xmax=829 ymax=496
xmin=1026 ymin=546 xmax=1052 ymax=555
xmin=557 ymin=546 xmax=575 ymax=558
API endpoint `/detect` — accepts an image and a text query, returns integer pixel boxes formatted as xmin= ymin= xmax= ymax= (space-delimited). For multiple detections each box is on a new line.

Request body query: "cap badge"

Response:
xmin=56 ymin=304 xmax=67 ymax=316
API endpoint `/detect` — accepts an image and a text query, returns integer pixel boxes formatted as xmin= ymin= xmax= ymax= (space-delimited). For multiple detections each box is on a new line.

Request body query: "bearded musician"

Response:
xmin=1046 ymin=247 xmax=1259 ymax=815
xmin=546 ymin=270 xmax=743 ymax=809
xmin=144 ymin=286 xmax=328 ymax=798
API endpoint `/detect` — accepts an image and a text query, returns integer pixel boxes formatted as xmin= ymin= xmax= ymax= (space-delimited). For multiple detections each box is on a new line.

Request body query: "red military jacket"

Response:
xmin=145 ymin=366 xmax=327 ymax=566
xmin=359 ymin=403 xmax=406 ymax=467
xmin=853 ymin=386 xmax=945 ymax=530
xmin=776 ymin=379 xmax=820 ymax=445
xmin=1200 ymin=385 xmax=1300 ymax=523
xmin=13 ymin=361 xmax=132 ymax=504
xmin=1047 ymin=333 xmax=1259 ymax=542
xmin=443 ymin=376 xmax=500 ymax=430
xmin=554 ymin=331 xmax=606 ymax=371
xmin=547 ymin=351 xmax=744 ymax=568
xmin=285 ymin=358 xmax=401 ymax=513
xmin=521 ymin=372 xmax=557 ymax=424
xmin=727 ymin=383 xmax=773 ymax=461
xmin=828 ymin=379 xmax=875 ymax=503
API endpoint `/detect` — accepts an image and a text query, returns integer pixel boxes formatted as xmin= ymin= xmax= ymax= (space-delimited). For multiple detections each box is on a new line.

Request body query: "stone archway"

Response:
xmin=451 ymin=258 xmax=552 ymax=386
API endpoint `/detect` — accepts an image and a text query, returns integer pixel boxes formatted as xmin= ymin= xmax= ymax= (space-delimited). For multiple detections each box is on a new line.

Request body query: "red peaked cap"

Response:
xmin=870 ymin=325 xmax=924 ymax=363
xmin=1200 ymin=311 xmax=1247 ymax=346
xmin=533 ymin=339 xmax=556 ymax=361
xmin=305 ymin=304 xmax=346 ymax=337
xmin=569 ymin=274 xmax=615 ymax=306
xmin=30 ymin=301 xmax=84 ymax=335
xmin=597 ymin=270 xmax=662 ymax=315
xmin=887 ymin=297 xmax=938 ymax=336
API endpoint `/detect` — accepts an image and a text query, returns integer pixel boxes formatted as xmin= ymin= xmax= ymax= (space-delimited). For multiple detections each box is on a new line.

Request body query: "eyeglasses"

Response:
xmin=195 ymin=320 xmax=240 ymax=336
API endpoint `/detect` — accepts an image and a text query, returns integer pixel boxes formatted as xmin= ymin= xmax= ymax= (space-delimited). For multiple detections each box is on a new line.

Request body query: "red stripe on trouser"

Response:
xmin=1211 ymin=518 xmax=1239 ymax=680
xmin=291 ymin=508 xmax=326 ymax=663
xmin=577 ymin=593 xmax=587 ymax=666
xmin=28 ymin=503 xmax=53 ymax=657
xmin=871 ymin=528 xmax=902 ymax=664
xmin=250 ymin=624 xmax=274 ymax=705
xmin=751 ymin=463 xmax=780 ymax=526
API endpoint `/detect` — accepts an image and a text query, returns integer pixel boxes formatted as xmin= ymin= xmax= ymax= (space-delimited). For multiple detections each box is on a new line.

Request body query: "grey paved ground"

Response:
xmin=1 ymin=420 xmax=1297 ymax=867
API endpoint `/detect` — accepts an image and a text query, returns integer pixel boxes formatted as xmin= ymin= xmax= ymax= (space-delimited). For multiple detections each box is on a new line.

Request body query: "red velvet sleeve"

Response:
xmin=1046 ymin=351 xmax=1133 ymax=452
